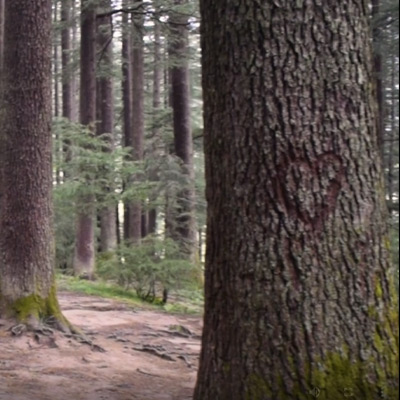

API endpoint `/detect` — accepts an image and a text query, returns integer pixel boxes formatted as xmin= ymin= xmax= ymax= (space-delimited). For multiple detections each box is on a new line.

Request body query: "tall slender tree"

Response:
xmin=61 ymin=0 xmax=73 ymax=122
xmin=169 ymin=0 xmax=197 ymax=258
xmin=97 ymin=0 xmax=117 ymax=253
xmin=122 ymin=0 xmax=133 ymax=240
xmin=195 ymin=1 xmax=399 ymax=399
xmin=0 ymin=0 xmax=70 ymax=331
xmin=73 ymin=0 xmax=97 ymax=279
xmin=53 ymin=0 xmax=60 ymax=119
xmin=128 ymin=3 xmax=145 ymax=243
xmin=148 ymin=16 xmax=163 ymax=236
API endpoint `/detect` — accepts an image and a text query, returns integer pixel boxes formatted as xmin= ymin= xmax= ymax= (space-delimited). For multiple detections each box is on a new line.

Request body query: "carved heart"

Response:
xmin=277 ymin=153 xmax=344 ymax=231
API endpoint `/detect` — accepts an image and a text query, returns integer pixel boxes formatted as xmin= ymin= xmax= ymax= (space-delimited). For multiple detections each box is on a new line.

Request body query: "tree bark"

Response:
xmin=0 ymin=0 xmax=4 ymax=72
xmin=73 ymin=0 xmax=97 ymax=279
xmin=169 ymin=0 xmax=197 ymax=258
xmin=97 ymin=0 xmax=117 ymax=253
xmin=0 ymin=0 xmax=5 ymax=220
xmin=195 ymin=1 xmax=399 ymax=399
xmin=127 ymin=5 xmax=145 ymax=244
xmin=0 ymin=0 xmax=70 ymax=331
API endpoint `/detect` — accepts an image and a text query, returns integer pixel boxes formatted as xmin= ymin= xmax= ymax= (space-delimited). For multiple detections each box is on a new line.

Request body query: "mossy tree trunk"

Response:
xmin=195 ymin=1 xmax=399 ymax=399
xmin=0 ymin=0 xmax=70 ymax=331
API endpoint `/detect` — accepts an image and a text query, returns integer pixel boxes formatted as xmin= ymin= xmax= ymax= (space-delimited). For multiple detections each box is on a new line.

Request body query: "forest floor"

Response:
xmin=0 ymin=291 xmax=203 ymax=400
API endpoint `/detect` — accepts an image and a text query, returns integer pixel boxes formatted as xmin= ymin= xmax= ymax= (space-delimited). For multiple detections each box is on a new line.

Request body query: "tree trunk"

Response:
xmin=61 ymin=0 xmax=73 ymax=122
xmin=195 ymin=1 xmax=399 ymax=399
xmin=71 ymin=0 xmax=78 ymax=122
xmin=169 ymin=0 xmax=197 ymax=258
xmin=148 ymin=17 xmax=163 ymax=236
xmin=0 ymin=0 xmax=70 ymax=331
xmin=0 ymin=0 xmax=4 ymax=72
xmin=73 ymin=0 xmax=97 ymax=279
xmin=53 ymin=0 xmax=61 ymax=185
xmin=128 ymin=5 xmax=145 ymax=244
xmin=122 ymin=0 xmax=132 ymax=241
xmin=53 ymin=0 xmax=60 ymax=119
xmin=0 ymin=0 xmax=5 ymax=219
xmin=97 ymin=0 xmax=117 ymax=254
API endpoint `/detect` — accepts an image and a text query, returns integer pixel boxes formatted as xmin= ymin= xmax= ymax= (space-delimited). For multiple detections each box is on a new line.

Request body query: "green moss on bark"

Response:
xmin=244 ymin=343 xmax=399 ymax=400
xmin=1 ymin=284 xmax=72 ymax=332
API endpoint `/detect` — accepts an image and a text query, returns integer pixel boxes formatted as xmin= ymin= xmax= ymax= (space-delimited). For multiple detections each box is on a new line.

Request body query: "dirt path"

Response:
xmin=0 ymin=292 xmax=203 ymax=400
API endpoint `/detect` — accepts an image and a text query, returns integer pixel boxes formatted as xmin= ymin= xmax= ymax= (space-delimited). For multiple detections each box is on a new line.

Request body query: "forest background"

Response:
xmin=0 ymin=0 xmax=398 ymax=305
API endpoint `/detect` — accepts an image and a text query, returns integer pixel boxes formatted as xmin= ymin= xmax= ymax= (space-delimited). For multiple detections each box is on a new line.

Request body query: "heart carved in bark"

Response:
xmin=277 ymin=153 xmax=345 ymax=231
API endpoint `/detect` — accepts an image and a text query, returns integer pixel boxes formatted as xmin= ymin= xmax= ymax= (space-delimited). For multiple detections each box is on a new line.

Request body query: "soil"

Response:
xmin=0 ymin=292 xmax=203 ymax=400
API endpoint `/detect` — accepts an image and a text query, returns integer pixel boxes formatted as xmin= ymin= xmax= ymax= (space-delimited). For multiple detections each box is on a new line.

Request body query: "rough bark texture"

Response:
xmin=128 ymin=6 xmax=145 ymax=244
xmin=195 ymin=1 xmax=399 ymax=400
xmin=97 ymin=0 xmax=117 ymax=253
xmin=0 ymin=0 xmax=4 ymax=221
xmin=169 ymin=0 xmax=197 ymax=257
xmin=0 ymin=0 xmax=69 ymax=330
xmin=0 ymin=0 xmax=4 ymax=71
xmin=73 ymin=0 xmax=97 ymax=279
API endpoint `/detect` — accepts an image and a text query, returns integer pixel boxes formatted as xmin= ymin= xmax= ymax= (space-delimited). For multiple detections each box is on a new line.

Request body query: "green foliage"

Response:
xmin=97 ymin=235 xmax=197 ymax=303
xmin=57 ymin=274 xmax=203 ymax=314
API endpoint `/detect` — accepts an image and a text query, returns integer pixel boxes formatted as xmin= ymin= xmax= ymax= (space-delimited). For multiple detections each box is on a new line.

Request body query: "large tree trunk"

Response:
xmin=0 ymin=0 xmax=4 ymax=218
xmin=73 ymin=0 xmax=97 ymax=279
xmin=169 ymin=0 xmax=197 ymax=258
xmin=127 ymin=5 xmax=145 ymax=244
xmin=97 ymin=0 xmax=117 ymax=253
xmin=0 ymin=0 xmax=70 ymax=331
xmin=195 ymin=1 xmax=399 ymax=400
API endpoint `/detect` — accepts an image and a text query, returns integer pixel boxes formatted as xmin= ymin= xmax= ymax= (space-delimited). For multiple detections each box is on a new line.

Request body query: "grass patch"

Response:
xmin=56 ymin=274 xmax=203 ymax=315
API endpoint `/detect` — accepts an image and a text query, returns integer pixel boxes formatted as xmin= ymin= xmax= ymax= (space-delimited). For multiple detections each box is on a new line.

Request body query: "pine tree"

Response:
xmin=73 ymin=0 xmax=97 ymax=279
xmin=0 ymin=0 xmax=70 ymax=332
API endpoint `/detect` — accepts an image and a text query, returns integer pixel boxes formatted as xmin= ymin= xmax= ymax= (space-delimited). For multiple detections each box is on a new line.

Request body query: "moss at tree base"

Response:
xmin=245 ymin=347 xmax=399 ymax=400
xmin=0 ymin=285 xmax=73 ymax=333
